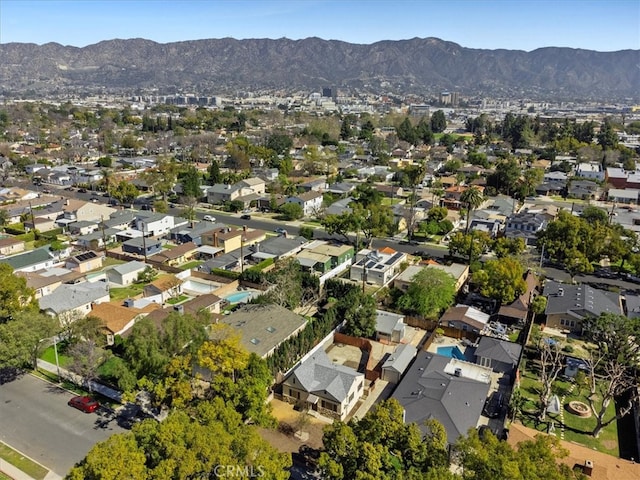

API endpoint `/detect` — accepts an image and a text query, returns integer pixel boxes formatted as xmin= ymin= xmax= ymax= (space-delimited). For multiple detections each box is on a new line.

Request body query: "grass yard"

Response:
xmin=40 ymin=343 xmax=72 ymax=368
xmin=0 ymin=442 xmax=48 ymax=480
xmin=516 ymin=369 xmax=619 ymax=456
xmin=102 ymin=257 xmax=125 ymax=268
xmin=179 ymin=260 xmax=203 ymax=271
xmin=381 ymin=197 xmax=403 ymax=206
xmin=166 ymin=295 xmax=189 ymax=305
xmin=109 ymin=283 xmax=145 ymax=301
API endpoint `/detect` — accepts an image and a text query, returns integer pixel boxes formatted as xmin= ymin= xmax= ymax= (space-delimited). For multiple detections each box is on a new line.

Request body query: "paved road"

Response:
xmin=0 ymin=373 xmax=125 ymax=477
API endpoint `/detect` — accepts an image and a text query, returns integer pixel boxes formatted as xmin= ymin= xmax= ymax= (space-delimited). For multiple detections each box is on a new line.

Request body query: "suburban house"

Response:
xmin=295 ymin=241 xmax=354 ymax=276
xmin=17 ymin=268 xmax=84 ymax=299
xmin=135 ymin=213 xmax=182 ymax=237
xmin=325 ymin=197 xmax=353 ymax=216
xmin=281 ymin=349 xmax=364 ymax=421
xmin=76 ymin=228 xmax=119 ymax=250
xmin=375 ymin=309 xmax=406 ymax=343
xmin=504 ymin=211 xmax=548 ymax=245
xmin=201 ymin=227 xmax=242 ymax=254
xmin=106 ymin=261 xmax=148 ymax=286
xmin=247 ymin=236 xmax=308 ymax=262
xmin=391 ymin=352 xmax=492 ymax=444
xmin=285 ymin=191 xmax=323 ymax=217
xmin=468 ymin=218 xmax=502 ymax=238
xmin=381 ymin=343 xmax=417 ymax=384
xmin=170 ymin=222 xmax=224 ymax=246
xmin=206 ymin=177 xmax=266 ymax=205
xmin=68 ymin=220 xmax=100 ymax=236
xmin=349 ymin=248 xmax=406 ymax=287
xmin=103 ymin=210 xmax=137 ymax=230
xmin=497 ymin=270 xmax=538 ymax=325
xmin=149 ymin=242 xmax=198 ymax=267
xmin=0 ymin=246 xmax=59 ymax=273
xmin=143 ymin=275 xmax=183 ymax=305
xmin=39 ymin=281 xmax=110 ymax=324
xmin=439 ymin=305 xmax=491 ymax=334
xmin=0 ymin=237 xmax=25 ymax=256
xmin=542 ymin=280 xmax=622 ymax=333
xmin=57 ymin=199 xmax=116 ymax=225
xmin=91 ymin=302 xmax=155 ymax=343
xmin=220 ymin=304 xmax=307 ymax=358
xmin=122 ymin=237 xmax=163 ymax=257
xmin=608 ymin=188 xmax=640 ymax=205
xmin=173 ymin=293 xmax=223 ymax=316
xmin=394 ymin=262 xmax=469 ymax=293
xmin=474 ymin=336 xmax=522 ymax=376
xmin=65 ymin=251 xmax=103 ymax=273
xmin=24 ymin=216 xmax=57 ymax=232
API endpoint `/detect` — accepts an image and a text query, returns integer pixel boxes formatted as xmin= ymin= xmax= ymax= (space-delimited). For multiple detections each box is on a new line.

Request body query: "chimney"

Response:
xmin=583 ymin=460 xmax=593 ymax=476
xmin=65 ymin=199 xmax=70 ymax=206
xmin=243 ymin=225 xmax=247 ymax=232
xmin=557 ymin=288 xmax=564 ymax=297
xmin=213 ymin=232 xmax=218 ymax=248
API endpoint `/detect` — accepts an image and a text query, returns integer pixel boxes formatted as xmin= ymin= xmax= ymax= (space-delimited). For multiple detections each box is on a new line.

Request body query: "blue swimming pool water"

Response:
xmin=436 ymin=345 xmax=465 ymax=360
xmin=224 ymin=291 xmax=254 ymax=303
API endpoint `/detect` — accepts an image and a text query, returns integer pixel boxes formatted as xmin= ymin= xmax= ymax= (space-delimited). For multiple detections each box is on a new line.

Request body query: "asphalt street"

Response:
xmin=0 ymin=373 xmax=125 ymax=477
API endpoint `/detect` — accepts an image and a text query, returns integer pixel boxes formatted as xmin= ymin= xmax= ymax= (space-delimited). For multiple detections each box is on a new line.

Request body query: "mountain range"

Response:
xmin=0 ymin=37 xmax=638 ymax=101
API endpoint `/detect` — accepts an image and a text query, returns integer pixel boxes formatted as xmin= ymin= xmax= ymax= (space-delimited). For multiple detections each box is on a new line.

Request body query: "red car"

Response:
xmin=68 ymin=396 xmax=100 ymax=413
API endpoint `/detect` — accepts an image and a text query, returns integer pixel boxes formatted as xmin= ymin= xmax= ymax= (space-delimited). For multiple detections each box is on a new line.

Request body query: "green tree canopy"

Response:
xmin=0 ymin=263 xmax=38 ymax=322
xmin=473 ymin=257 xmax=527 ymax=305
xmin=396 ymin=267 xmax=456 ymax=318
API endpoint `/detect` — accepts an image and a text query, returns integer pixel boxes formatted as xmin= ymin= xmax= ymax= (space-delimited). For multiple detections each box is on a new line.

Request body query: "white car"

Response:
xmin=203 ymin=215 xmax=216 ymax=222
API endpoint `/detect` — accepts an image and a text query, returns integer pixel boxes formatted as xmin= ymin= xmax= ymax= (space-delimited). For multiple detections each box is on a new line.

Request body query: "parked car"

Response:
xmin=275 ymin=227 xmax=287 ymax=235
xmin=483 ymin=392 xmax=504 ymax=419
xmin=203 ymin=215 xmax=216 ymax=222
xmin=68 ymin=395 xmax=100 ymax=413
xmin=241 ymin=214 xmax=251 ymax=220
xmin=78 ymin=188 xmax=87 ymax=193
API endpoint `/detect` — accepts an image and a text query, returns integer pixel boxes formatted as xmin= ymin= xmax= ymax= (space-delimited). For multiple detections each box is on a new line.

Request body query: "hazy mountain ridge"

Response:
xmin=0 ymin=37 xmax=637 ymax=100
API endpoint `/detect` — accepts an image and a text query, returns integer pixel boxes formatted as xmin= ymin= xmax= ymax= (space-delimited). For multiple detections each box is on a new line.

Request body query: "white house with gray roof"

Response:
xmin=39 ymin=281 xmax=110 ymax=324
xmin=282 ymin=349 xmax=364 ymax=420
xmin=382 ymin=343 xmax=417 ymax=384
xmin=375 ymin=309 xmax=406 ymax=343
xmin=107 ymin=260 xmax=148 ymax=286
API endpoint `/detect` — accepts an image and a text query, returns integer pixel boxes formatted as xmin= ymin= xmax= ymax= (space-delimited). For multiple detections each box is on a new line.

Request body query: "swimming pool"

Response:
xmin=224 ymin=291 xmax=255 ymax=304
xmin=436 ymin=345 xmax=466 ymax=360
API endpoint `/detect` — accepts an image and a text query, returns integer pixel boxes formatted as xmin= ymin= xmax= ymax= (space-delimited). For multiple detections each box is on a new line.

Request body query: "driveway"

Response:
xmin=0 ymin=373 xmax=125 ymax=477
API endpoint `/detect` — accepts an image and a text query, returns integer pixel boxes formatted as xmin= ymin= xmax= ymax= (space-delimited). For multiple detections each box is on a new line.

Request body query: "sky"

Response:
xmin=0 ymin=0 xmax=638 ymax=52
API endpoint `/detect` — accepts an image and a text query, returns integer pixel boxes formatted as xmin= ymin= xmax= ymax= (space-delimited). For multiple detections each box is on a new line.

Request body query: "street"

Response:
xmin=0 ymin=373 xmax=125 ymax=477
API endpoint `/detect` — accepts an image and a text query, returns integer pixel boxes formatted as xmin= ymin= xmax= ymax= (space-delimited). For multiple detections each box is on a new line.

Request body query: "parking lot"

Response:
xmin=0 ymin=373 xmax=126 ymax=477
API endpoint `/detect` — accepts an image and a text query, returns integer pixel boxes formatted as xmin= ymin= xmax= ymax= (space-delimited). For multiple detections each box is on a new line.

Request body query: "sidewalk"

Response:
xmin=0 ymin=451 xmax=62 ymax=480
xmin=36 ymin=359 xmax=122 ymax=403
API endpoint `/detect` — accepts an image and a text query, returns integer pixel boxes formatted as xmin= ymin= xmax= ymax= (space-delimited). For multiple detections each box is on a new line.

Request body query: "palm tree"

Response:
xmin=100 ymin=168 xmax=113 ymax=196
xmin=460 ymin=186 xmax=484 ymax=233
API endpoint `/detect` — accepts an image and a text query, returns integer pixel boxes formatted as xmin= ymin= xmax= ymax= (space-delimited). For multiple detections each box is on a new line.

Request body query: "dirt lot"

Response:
xmin=259 ymin=398 xmax=329 ymax=454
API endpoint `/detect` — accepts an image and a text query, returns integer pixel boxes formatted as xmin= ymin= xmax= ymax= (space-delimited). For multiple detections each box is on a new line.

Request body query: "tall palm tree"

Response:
xmin=460 ymin=186 xmax=484 ymax=233
xmin=100 ymin=168 xmax=113 ymax=196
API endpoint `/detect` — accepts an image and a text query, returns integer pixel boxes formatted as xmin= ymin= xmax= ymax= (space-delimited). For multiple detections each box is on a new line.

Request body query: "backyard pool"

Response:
xmin=182 ymin=279 xmax=219 ymax=294
xmin=436 ymin=345 xmax=466 ymax=360
xmin=224 ymin=290 xmax=256 ymax=304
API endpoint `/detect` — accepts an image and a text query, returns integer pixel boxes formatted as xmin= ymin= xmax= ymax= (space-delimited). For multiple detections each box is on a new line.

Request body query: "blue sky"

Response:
xmin=1 ymin=0 xmax=638 ymax=51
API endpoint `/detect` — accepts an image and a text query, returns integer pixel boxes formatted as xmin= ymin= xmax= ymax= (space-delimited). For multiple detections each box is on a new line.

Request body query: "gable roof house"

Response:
xmin=381 ymin=343 xmax=417 ymax=384
xmin=143 ymin=275 xmax=183 ymax=305
xmin=65 ymin=251 xmax=103 ymax=273
xmin=375 ymin=309 xmax=406 ymax=343
xmin=285 ymin=191 xmax=324 ymax=217
xmin=0 ymin=236 xmax=25 ymax=256
xmin=149 ymin=242 xmax=198 ymax=267
xmin=439 ymin=305 xmax=491 ymax=334
xmin=391 ymin=352 xmax=492 ymax=444
xmin=207 ymin=177 xmax=266 ymax=206
xmin=281 ymin=349 xmax=365 ymax=421
xmin=543 ymin=280 xmax=622 ymax=334
xmin=497 ymin=270 xmax=538 ymax=325
xmin=106 ymin=260 xmax=147 ymax=286
xmin=39 ymin=281 xmax=110 ymax=324
xmin=504 ymin=211 xmax=548 ymax=246
xmin=90 ymin=301 xmax=156 ymax=343
xmin=170 ymin=221 xmax=224 ymax=246
xmin=474 ymin=336 xmax=522 ymax=376
xmin=0 ymin=246 xmax=58 ymax=273
xmin=122 ymin=236 xmax=163 ymax=257
xmin=134 ymin=213 xmax=180 ymax=238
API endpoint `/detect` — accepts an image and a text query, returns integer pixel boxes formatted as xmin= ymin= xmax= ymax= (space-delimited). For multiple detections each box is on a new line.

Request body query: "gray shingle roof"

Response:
xmin=382 ymin=343 xmax=417 ymax=374
xmin=474 ymin=336 xmax=522 ymax=367
xmin=391 ymin=353 xmax=490 ymax=444
xmin=543 ymin=280 xmax=621 ymax=318
xmin=39 ymin=281 xmax=109 ymax=314
xmin=111 ymin=260 xmax=147 ymax=276
xmin=288 ymin=349 xmax=363 ymax=403
xmin=0 ymin=246 xmax=53 ymax=270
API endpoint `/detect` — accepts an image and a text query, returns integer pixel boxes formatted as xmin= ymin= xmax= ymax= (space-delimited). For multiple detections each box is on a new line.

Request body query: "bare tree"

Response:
xmin=537 ymin=338 xmax=564 ymax=422
xmin=67 ymin=339 xmax=111 ymax=392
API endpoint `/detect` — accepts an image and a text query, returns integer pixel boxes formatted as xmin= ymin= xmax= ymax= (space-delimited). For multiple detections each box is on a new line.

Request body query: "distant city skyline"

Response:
xmin=1 ymin=0 xmax=638 ymax=52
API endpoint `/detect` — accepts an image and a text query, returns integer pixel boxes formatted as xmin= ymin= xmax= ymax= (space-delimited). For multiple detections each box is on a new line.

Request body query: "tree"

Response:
xmin=197 ymin=324 xmax=249 ymax=381
xmin=493 ymin=237 xmax=526 ymax=258
xmin=536 ymin=336 xmax=565 ymax=422
xmin=518 ymin=168 xmax=544 ymax=199
xmin=582 ymin=313 xmax=640 ymax=437
xmin=455 ymin=428 xmax=580 ymax=480
xmin=459 ymin=186 xmax=484 ymax=233
xmin=298 ymin=225 xmax=314 ymax=240
xmin=265 ymin=132 xmax=293 ymax=156
xmin=180 ymin=165 xmax=202 ymax=199
xmin=67 ymin=339 xmax=111 ymax=392
xmin=340 ymin=291 xmax=377 ymax=338
xmin=403 ymin=162 xmax=427 ymax=241
xmin=597 ymin=119 xmax=618 ymax=150
xmin=448 ymin=231 xmax=492 ymax=264
xmin=0 ymin=311 xmax=58 ymax=369
xmin=207 ymin=160 xmax=222 ymax=185
xmin=111 ymin=180 xmax=139 ymax=204
xmin=430 ymin=110 xmax=447 ymax=133
xmin=487 ymin=158 xmax=521 ymax=195
xmin=279 ymin=202 xmax=304 ymax=220
xmin=0 ymin=263 xmax=37 ymax=322
xmin=396 ymin=268 xmax=456 ymax=319
xmin=530 ymin=296 xmax=547 ymax=315
xmin=473 ymin=258 xmax=526 ymax=305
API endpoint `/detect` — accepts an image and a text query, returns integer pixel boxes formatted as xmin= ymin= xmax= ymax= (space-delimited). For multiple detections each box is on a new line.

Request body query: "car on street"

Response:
xmin=68 ymin=395 xmax=100 ymax=413
xmin=203 ymin=215 xmax=216 ymax=222
xmin=275 ymin=227 xmax=287 ymax=235
xmin=241 ymin=214 xmax=251 ymax=220
xmin=78 ymin=188 xmax=87 ymax=193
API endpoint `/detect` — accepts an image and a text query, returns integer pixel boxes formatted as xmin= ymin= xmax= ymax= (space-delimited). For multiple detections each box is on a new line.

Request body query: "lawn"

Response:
xmin=166 ymin=295 xmax=189 ymax=305
xmin=0 ymin=442 xmax=48 ymax=480
xmin=516 ymin=369 xmax=619 ymax=456
xmin=110 ymin=283 xmax=145 ymax=301
xmin=180 ymin=260 xmax=203 ymax=271
xmin=40 ymin=343 xmax=72 ymax=368
xmin=381 ymin=197 xmax=403 ymax=206
xmin=102 ymin=257 xmax=125 ymax=268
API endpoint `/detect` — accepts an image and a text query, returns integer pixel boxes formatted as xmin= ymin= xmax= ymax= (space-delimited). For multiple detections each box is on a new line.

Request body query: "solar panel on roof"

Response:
xmin=74 ymin=251 xmax=98 ymax=262
xmin=366 ymin=260 xmax=377 ymax=268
